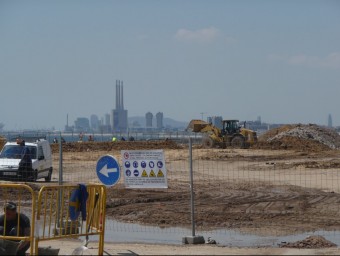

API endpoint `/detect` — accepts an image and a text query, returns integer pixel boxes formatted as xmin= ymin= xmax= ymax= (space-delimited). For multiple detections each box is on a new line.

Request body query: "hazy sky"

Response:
xmin=1 ymin=0 xmax=339 ymax=131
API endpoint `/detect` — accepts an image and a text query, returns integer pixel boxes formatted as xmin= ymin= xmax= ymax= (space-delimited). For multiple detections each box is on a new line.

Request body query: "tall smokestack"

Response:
xmin=119 ymin=80 xmax=121 ymax=109
xmin=121 ymin=81 xmax=124 ymax=109
xmin=118 ymin=80 xmax=121 ymax=109
xmin=115 ymin=80 xmax=119 ymax=109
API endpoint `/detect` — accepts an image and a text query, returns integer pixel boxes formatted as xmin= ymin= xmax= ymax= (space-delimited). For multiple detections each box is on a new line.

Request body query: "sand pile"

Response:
xmin=256 ymin=124 xmax=340 ymax=151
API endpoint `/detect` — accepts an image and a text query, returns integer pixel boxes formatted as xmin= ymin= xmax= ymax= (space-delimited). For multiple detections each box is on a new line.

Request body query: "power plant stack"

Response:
xmin=328 ymin=114 xmax=333 ymax=128
xmin=111 ymin=80 xmax=128 ymax=132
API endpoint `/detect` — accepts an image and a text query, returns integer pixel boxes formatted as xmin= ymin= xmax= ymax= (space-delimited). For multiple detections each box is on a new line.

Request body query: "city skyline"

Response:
xmin=1 ymin=1 xmax=339 ymax=130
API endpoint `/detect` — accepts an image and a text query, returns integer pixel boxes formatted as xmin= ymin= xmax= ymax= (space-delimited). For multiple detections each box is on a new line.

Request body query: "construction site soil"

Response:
xmin=1 ymin=124 xmax=340 ymax=249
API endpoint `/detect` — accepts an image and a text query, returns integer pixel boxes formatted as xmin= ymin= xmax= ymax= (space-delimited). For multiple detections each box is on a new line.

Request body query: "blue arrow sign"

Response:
xmin=96 ymin=155 xmax=120 ymax=186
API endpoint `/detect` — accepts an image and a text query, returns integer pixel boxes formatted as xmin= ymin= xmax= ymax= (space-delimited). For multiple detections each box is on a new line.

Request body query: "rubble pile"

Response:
xmin=257 ymin=124 xmax=340 ymax=151
xmin=279 ymin=235 xmax=337 ymax=248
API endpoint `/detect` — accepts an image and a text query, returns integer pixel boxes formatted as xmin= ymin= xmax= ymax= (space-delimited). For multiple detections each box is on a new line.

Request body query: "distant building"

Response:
xmin=74 ymin=117 xmax=90 ymax=132
xmin=257 ymin=116 xmax=262 ymax=124
xmin=156 ymin=112 xmax=163 ymax=129
xmin=130 ymin=120 xmax=141 ymax=128
xmin=145 ymin=112 xmax=153 ymax=127
xmin=99 ymin=124 xmax=111 ymax=133
xmin=105 ymin=113 xmax=110 ymax=127
xmin=328 ymin=114 xmax=333 ymax=128
xmin=96 ymin=113 xmax=111 ymax=133
xmin=90 ymin=114 xmax=99 ymax=132
xmin=111 ymin=80 xmax=128 ymax=132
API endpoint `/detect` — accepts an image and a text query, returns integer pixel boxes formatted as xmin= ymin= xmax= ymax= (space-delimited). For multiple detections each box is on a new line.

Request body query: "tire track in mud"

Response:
xmin=195 ymin=184 xmax=340 ymax=232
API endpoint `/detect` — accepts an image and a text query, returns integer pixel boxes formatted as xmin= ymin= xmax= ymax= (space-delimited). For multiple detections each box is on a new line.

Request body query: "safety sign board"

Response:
xmin=121 ymin=150 xmax=167 ymax=189
xmin=96 ymin=155 xmax=120 ymax=187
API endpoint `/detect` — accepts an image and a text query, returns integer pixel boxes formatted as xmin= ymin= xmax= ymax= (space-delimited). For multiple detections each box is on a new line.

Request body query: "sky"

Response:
xmin=0 ymin=0 xmax=340 ymax=131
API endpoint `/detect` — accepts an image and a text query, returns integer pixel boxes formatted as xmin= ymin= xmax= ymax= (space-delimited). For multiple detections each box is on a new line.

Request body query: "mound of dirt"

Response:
xmin=50 ymin=140 xmax=183 ymax=153
xmin=279 ymin=235 xmax=337 ymax=248
xmin=255 ymin=124 xmax=340 ymax=151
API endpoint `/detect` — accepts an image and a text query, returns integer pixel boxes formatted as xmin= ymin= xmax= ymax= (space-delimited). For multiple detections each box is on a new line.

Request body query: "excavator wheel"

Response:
xmin=202 ymin=137 xmax=215 ymax=148
xmin=231 ymin=136 xmax=245 ymax=149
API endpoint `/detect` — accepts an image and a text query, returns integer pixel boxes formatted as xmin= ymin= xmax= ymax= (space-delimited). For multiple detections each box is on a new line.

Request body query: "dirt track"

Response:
xmin=101 ymin=148 xmax=340 ymax=236
xmin=2 ymin=124 xmax=340 ymax=248
xmin=51 ymin=128 xmax=340 ymax=239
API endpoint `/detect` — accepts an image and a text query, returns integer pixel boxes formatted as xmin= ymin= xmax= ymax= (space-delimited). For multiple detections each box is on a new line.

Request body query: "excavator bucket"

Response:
xmin=186 ymin=119 xmax=210 ymax=133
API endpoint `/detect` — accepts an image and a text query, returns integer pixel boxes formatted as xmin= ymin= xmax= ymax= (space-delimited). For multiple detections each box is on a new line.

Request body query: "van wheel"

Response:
xmin=45 ymin=168 xmax=52 ymax=182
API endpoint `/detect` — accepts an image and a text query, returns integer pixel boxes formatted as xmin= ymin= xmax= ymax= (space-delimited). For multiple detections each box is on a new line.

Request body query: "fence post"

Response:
xmin=182 ymin=137 xmax=205 ymax=244
xmin=59 ymin=131 xmax=63 ymax=185
xmin=57 ymin=131 xmax=63 ymax=226
xmin=189 ymin=136 xmax=195 ymax=236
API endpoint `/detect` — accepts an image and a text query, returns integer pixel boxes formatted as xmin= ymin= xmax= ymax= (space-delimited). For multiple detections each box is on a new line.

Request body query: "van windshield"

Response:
xmin=0 ymin=145 xmax=37 ymax=160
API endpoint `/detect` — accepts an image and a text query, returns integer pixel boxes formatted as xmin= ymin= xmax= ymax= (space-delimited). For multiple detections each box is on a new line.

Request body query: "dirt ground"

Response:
xmin=42 ymin=239 xmax=340 ymax=255
xmin=49 ymin=126 xmax=340 ymax=238
xmin=57 ymin=125 xmax=340 ymax=249
xmin=2 ymin=124 xmax=340 ymax=251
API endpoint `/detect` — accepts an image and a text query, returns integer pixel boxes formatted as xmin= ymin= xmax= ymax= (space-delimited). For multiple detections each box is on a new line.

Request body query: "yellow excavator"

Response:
xmin=186 ymin=119 xmax=257 ymax=148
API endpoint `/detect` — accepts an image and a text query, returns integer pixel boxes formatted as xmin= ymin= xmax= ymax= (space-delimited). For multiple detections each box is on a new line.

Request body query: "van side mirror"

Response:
xmin=38 ymin=155 xmax=45 ymax=160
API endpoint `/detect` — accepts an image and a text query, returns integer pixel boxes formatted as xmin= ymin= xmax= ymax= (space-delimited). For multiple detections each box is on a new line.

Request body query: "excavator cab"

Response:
xmin=222 ymin=120 xmax=240 ymax=135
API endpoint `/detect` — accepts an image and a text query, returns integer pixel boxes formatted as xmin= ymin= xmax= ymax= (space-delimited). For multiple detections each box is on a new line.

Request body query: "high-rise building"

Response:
xmin=328 ymin=114 xmax=333 ymax=128
xmin=156 ymin=112 xmax=163 ymax=129
xmin=146 ymin=112 xmax=153 ymax=127
xmin=104 ymin=114 xmax=110 ymax=125
xmin=257 ymin=116 xmax=262 ymax=124
xmin=90 ymin=114 xmax=99 ymax=131
xmin=74 ymin=117 xmax=90 ymax=132
xmin=111 ymin=80 xmax=128 ymax=132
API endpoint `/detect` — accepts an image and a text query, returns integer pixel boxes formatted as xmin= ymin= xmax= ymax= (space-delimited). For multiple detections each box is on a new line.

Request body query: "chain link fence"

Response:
xmin=1 ymin=131 xmax=340 ymax=247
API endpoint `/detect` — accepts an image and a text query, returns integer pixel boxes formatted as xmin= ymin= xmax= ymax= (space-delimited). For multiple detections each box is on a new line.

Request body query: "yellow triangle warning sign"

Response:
xmin=142 ymin=170 xmax=148 ymax=177
xmin=157 ymin=170 xmax=164 ymax=177
xmin=149 ymin=169 xmax=156 ymax=177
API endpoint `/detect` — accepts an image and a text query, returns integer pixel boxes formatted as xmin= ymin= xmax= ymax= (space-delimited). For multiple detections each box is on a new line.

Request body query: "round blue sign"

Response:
xmin=157 ymin=161 xmax=163 ymax=168
xmin=96 ymin=155 xmax=120 ymax=186
xmin=149 ymin=161 xmax=155 ymax=168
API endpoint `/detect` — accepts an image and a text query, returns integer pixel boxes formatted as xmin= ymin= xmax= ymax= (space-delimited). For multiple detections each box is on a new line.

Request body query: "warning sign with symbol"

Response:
xmin=157 ymin=170 xmax=164 ymax=177
xmin=149 ymin=170 xmax=156 ymax=177
xmin=121 ymin=150 xmax=168 ymax=189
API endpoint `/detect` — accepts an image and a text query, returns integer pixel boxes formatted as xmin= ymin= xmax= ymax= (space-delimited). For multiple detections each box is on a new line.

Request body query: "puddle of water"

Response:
xmin=102 ymin=219 xmax=340 ymax=247
xmin=35 ymin=216 xmax=340 ymax=247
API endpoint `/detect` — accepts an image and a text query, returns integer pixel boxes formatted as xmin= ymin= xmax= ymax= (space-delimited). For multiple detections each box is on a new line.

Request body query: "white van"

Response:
xmin=0 ymin=138 xmax=53 ymax=182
